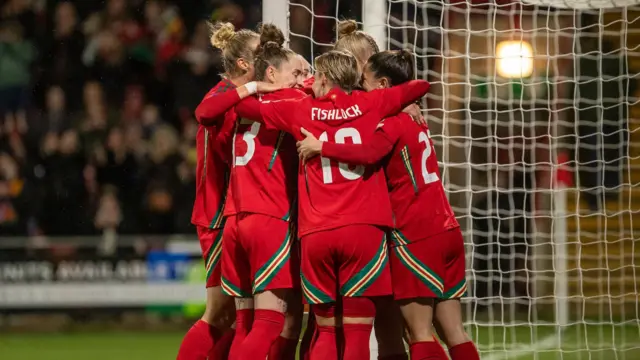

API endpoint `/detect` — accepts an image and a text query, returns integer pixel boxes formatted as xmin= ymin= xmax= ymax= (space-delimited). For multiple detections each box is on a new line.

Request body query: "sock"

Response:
xmin=431 ymin=338 xmax=448 ymax=359
xmin=342 ymin=323 xmax=373 ymax=360
xmin=311 ymin=325 xmax=339 ymax=360
xmin=410 ymin=341 xmax=447 ymax=360
xmin=299 ymin=314 xmax=316 ymax=360
xmin=268 ymin=336 xmax=299 ymax=360
xmin=228 ymin=309 xmax=253 ymax=360
xmin=378 ymin=354 xmax=409 ymax=360
xmin=209 ymin=329 xmax=234 ymax=359
xmin=234 ymin=309 xmax=285 ymax=360
xmin=449 ymin=341 xmax=480 ymax=360
xmin=177 ymin=319 xmax=223 ymax=360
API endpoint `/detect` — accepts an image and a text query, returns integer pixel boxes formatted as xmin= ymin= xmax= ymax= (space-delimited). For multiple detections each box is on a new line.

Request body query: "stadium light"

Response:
xmin=496 ymin=40 xmax=534 ymax=79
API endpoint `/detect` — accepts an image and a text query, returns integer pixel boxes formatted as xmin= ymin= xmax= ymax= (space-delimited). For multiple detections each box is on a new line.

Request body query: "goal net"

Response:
xmin=269 ymin=0 xmax=640 ymax=358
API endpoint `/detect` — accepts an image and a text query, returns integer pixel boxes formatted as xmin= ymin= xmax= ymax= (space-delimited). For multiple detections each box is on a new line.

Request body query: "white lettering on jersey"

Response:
xmin=311 ymin=105 xmax=362 ymax=121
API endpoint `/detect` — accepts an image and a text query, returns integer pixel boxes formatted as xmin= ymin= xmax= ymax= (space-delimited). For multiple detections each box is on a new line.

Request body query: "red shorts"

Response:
xmin=221 ymin=213 xmax=298 ymax=297
xmin=197 ymin=226 xmax=224 ymax=288
xmin=300 ymin=225 xmax=392 ymax=305
xmin=389 ymin=228 xmax=467 ymax=300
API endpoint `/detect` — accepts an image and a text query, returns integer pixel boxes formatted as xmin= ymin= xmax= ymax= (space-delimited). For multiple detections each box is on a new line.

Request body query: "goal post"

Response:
xmin=272 ymin=0 xmax=640 ymax=357
xmin=362 ymin=0 xmax=388 ymax=51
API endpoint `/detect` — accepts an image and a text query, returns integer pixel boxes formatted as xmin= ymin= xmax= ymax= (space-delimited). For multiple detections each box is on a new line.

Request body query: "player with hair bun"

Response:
xmin=177 ymin=22 xmax=284 ymax=360
xmin=296 ymin=50 xmax=480 ymax=360
xmin=334 ymin=19 xmax=380 ymax=72
xmin=220 ymin=23 xmax=307 ymax=360
xmin=233 ymin=49 xmax=430 ymax=360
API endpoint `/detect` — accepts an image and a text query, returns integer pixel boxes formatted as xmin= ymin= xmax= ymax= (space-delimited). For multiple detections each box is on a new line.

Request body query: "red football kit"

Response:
xmin=192 ymin=79 xmax=238 ymax=288
xmin=320 ymin=112 xmax=467 ymax=299
xmin=234 ymin=80 xmax=430 ymax=304
xmin=220 ymin=88 xmax=305 ymax=297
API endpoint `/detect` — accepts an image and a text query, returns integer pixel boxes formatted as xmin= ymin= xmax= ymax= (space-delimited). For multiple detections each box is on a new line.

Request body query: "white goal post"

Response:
xmin=270 ymin=0 xmax=640 ymax=358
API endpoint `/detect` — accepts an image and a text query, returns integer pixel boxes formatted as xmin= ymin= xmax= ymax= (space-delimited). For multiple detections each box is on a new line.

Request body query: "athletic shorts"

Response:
xmin=221 ymin=213 xmax=298 ymax=297
xmin=388 ymin=228 xmax=467 ymax=300
xmin=300 ymin=225 xmax=392 ymax=305
xmin=197 ymin=225 xmax=224 ymax=288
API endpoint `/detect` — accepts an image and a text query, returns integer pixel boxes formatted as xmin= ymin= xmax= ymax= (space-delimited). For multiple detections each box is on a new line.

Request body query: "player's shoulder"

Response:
xmin=276 ymin=87 xmax=309 ymax=99
xmin=380 ymin=112 xmax=413 ymax=127
xmin=205 ymin=79 xmax=235 ymax=98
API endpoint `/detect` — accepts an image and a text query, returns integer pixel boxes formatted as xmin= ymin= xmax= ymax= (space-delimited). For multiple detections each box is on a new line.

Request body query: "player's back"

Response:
xmin=383 ymin=113 xmax=459 ymax=243
xmin=230 ymin=88 xmax=304 ymax=220
xmin=295 ymin=89 xmax=394 ymax=236
xmin=191 ymin=80 xmax=234 ymax=229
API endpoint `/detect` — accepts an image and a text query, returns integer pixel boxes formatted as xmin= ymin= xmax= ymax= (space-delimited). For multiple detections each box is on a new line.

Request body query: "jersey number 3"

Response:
xmin=319 ymin=128 xmax=364 ymax=184
xmin=234 ymin=119 xmax=260 ymax=166
xmin=419 ymin=130 xmax=439 ymax=184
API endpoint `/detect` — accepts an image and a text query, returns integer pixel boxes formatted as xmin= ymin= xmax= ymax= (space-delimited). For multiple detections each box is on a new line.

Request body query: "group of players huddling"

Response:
xmin=176 ymin=19 xmax=481 ymax=360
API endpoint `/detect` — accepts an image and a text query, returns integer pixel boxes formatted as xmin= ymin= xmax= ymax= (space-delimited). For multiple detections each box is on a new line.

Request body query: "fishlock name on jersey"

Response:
xmin=311 ymin=105 xmax=362 ymax=121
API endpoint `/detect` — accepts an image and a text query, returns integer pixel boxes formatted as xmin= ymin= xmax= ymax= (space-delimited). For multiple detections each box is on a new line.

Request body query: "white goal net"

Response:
xmin=270 ymin=0 xmax=640 ymax=358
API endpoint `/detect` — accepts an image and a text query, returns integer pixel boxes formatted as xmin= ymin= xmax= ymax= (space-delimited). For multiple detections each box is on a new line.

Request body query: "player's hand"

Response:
xmin=297 ymin=127 xmax=322 ymax=164
xmin=403 ymin=103 xmax=425 ymax=125
xmin=256 ymin=82 xmax=284 ymax=94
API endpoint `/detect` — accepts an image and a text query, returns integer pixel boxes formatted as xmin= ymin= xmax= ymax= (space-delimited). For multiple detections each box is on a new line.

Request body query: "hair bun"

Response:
xmin=259 ymin=23 xmax=285 ymax=46
xmin=261 ymin=41 xmax=282 ymax=51
xmin=398 ymin=49 xmax=413 ymax=61
xmin=337 ymin=19 xmax=358 ymax=39
xmin=210 ymin=22 xmax=236 ymax=50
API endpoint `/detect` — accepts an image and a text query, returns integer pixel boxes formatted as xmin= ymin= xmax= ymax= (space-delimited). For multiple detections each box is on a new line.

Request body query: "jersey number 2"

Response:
xmin=418 ymin=130 xmax=439 ymax=184
xmin=319 ymin=128 xmax=364 ymax=184
xmin=234 ymin=119 xmax=260 ymax=166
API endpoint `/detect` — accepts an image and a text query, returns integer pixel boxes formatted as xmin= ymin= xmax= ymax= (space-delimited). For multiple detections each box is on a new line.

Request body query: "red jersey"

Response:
xmin=230 ymin=88 xmax=306 ymax=220
xmin=234 ymin=80 xmax=430 ymax=237
xmin=321 ymin=112 xmax=459 ymax=243
xmin=191 ymin=79 xmax=238 ymax=229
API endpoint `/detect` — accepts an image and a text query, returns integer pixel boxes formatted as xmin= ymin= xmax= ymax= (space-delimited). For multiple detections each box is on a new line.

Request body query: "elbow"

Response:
xmin=194 ymin=106 xmax=217 ymax=126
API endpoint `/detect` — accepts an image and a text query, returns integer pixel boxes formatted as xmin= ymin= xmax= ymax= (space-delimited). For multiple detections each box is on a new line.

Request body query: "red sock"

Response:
xmin=234 ymin=309 xmax=285 ymax=360
xmin=209 ymin=329 xmax=234 ymax=359
xmin=449 ymin=341 xmax=480 ymax=360
xmin=311 ymin=325 xmax=339 ymax=360
xmin=177 ymin=319 xmax=223 ymax=360
xmin=268 ymin=335 xmax=299 ymax=360
xmin=410 ymin=341 xmax=448 ymax=360
xmin=300 ymin=314 xmax=316 ymax=360
xmin=342 ymin=323 xmax=373 ymax=360
xmin=228 ymin=309 xmax=253 ymax=360
xmin=431 ymin=338 xmax=448 ymax=359
xmin=378 ymin=354 xmax=409 ymax=360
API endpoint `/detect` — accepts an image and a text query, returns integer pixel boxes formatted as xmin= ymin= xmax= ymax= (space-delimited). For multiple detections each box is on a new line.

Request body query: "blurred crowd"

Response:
xmin=0 ymin=0 xmax=262 ymax=237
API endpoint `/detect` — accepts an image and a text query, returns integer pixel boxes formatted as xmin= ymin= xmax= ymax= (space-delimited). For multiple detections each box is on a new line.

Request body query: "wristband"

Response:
xmin=244 ymin=81 xmax=258 ymax=95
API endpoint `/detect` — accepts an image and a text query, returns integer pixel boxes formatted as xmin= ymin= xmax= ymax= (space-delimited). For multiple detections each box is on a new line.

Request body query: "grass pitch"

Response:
xmin=1 ymin=323 xmax=639 ymax=359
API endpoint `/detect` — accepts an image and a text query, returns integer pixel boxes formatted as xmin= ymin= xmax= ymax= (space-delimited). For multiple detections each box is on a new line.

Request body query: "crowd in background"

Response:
xmin=0 ymin=0 xmax=266 ymax=236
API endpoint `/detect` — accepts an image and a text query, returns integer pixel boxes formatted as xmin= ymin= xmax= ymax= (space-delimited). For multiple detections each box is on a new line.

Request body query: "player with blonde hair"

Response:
xmin=297 ymin=50 xmax=480 ymax=360
xmin=176 ymin=22 xmax=282 ymax=360
xmin=220 ymin=23 xmax=307 ymax=360
xmin=232 ymin=49 xmax=430 ymax=360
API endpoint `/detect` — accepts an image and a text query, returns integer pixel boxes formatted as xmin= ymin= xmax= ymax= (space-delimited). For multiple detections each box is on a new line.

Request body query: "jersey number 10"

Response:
xmin=319 ymin=127 xmax=365 ymax=184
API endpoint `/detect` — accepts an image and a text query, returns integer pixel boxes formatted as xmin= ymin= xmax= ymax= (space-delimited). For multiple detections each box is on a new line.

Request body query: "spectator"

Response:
xmin=168 ymin=20 xmax=220 ymax=123
xmin=0 ymin=152 xmax=32 ymax=236
xmin=0 ymin=0 xmax=268 ymax=237
xmin=0 ymin=20 xmax=35 ymax=135
xmin=141 ymin=124 xmax=182 ymax=234
xmin=41 ymin=1 xmax=85 ymax=111
xmin=39 ymin=129 xmax=91 ymax=235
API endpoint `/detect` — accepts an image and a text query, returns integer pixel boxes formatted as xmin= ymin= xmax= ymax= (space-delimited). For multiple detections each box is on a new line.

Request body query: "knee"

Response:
xmin=437 ymin=323 xmax=469 ymax=348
